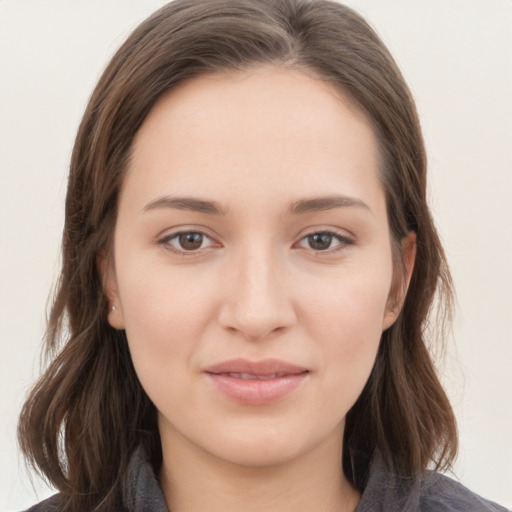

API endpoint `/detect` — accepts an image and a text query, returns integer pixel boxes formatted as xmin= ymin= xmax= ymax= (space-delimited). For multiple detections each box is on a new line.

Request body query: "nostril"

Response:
xmin=216 ymin=269 xmax=297 ymax=339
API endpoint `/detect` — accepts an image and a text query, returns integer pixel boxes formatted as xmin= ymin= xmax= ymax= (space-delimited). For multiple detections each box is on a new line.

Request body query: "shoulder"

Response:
xmin=23 ymin=439 xmax=162 ymax=512
xmin=24 ymin=494 xmax=130 ymax=512
xmin=24 ymin=494 xmax=63 ymax=512
xmin=357 ymin=453 xmax=509 ymax=512
xmin=23 ymin=493 xmax=130 ymax=512
xmin=419 ymin=471 xmax=509 ymax=512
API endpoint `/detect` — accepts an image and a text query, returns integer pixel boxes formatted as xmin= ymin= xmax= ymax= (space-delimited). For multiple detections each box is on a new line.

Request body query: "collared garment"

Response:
xmin=26 ymin=442 xmax=508 ymax=512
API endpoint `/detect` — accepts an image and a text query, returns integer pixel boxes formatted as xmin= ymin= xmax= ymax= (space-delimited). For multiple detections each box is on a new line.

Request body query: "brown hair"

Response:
xmin=18 ymin=0 xmax=457 ymax=510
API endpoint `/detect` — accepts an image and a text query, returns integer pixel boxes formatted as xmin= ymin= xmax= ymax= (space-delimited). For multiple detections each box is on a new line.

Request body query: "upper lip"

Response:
xmin=204 ymin=358 xmax=309 ymax=376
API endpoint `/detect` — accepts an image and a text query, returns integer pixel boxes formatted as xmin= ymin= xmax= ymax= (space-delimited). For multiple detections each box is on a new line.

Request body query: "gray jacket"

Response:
xmin=26 ymin=443 xmax=509 ymax=512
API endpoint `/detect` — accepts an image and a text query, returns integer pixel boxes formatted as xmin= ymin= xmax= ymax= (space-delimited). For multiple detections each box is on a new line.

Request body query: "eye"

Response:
xmin=159 ymin=231 xmax=216 ymax=254
xmin=296 ymin=231 xmax=353 ymax=252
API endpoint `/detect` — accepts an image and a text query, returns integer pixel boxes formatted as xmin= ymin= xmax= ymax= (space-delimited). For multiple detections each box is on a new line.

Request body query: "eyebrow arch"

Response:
xmin=142 ymin=196 xmax=228 ymax=215
xmin=288 ymin=195 xmax=371 ymax=215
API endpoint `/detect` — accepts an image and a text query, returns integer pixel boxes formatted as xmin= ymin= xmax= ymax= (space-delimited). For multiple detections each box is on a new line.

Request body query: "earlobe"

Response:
xmin=108 ymin=303 xmax=125 ymax=330
xmin=97 ymin=252 xmax=125 ymax=330
xmin=382 ymin=231 xmax=417 ymax=331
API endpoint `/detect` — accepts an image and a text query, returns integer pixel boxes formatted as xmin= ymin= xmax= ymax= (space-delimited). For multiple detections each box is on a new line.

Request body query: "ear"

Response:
xmin=382 ymin=231 xmax=417 ymax=330
xmin=97 ymin=252 xmax=125 ymax=330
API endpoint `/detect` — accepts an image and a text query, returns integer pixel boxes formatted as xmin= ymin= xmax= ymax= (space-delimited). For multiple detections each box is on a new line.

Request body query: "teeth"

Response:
xmin=226 ymin=372 xmax=285 ymax=380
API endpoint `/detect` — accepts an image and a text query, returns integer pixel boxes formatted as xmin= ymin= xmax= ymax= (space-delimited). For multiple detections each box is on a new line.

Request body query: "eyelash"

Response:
xmin=295 ymin=231 xmax=354 ymax=253
xmin=157 ymin=231 xmax=217 ymax=256
xmin=157 ymin=229 xmax=354 ymax=256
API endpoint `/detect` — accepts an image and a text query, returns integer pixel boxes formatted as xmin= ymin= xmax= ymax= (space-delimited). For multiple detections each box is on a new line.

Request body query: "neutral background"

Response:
xmin=1 ymin=1 xmax=511 ymax=510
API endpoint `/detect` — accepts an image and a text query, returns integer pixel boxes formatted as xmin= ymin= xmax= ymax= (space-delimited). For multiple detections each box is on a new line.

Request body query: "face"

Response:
xmin=105 ymin=67 xmax=412 ymax=468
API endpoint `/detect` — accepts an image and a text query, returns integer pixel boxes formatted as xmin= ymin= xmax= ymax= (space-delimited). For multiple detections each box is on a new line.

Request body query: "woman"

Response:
xmin=18 ymin=1 xmax=508 ymax=511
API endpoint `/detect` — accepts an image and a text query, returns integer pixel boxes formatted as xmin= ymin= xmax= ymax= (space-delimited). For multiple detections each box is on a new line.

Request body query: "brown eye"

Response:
xmin=160 ymin=231 xmax=214 ymax=254
xmin=178 ymin=232 xmax=204 ymax=250
xmin=296 ymin=231 xmax=353 ymax=253
xmin=307 ymin=233 xmax=334 ymax=251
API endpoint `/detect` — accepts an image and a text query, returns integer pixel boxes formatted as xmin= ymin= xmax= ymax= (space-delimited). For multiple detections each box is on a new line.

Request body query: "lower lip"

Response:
xmin=206 ymin=372 xmax=308 ymax=405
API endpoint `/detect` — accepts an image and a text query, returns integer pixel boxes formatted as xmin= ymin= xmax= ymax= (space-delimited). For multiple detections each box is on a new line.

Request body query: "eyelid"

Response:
xmin=155 ymin=225 xmax=355 ymax=256
xmin=156 ymin=226 xmax=222 ymax=255
xmin=293 ymin=228 xmax=355 ymax=253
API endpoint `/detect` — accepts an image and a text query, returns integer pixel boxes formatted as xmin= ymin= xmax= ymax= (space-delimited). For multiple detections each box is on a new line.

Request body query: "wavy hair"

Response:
xmin=19 ymin=1 xmax=457 ymax=510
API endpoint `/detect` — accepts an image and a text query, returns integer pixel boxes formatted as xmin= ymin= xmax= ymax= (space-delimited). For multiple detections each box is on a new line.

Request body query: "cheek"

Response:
xmin=297 ymin=260 xmax=392 ymax=393
xmin=115 ymin=259 xmax=219 ymax=383
xmin=314 ymin=290 xmax=384 ymax=382
xmin=300 ymin=258 xmax=393 ymax=340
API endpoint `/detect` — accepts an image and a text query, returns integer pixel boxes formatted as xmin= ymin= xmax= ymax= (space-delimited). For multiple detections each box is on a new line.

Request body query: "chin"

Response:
xmin=211 ymin=437 xmax=307 ymax=468
xmin=201 ymin=417 xmax=344 ymax=469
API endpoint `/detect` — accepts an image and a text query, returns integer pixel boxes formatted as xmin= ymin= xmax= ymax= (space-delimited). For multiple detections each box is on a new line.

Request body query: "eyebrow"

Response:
xmin=142 ymin=196 xmax=228 ymax=215
xmin=141 ymin=194 xmax=370 ymax=216
xmin=288 ymin=195 xmax=371 ymax=215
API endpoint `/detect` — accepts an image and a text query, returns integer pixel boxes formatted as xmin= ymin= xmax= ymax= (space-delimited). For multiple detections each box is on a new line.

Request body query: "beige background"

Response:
xmin=1 ymin=1 xmax=511 ymax=510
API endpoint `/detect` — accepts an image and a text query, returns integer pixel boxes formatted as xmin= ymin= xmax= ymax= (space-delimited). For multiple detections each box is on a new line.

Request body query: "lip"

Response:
xmin=204 ymin=358 xmax=309 ymax=405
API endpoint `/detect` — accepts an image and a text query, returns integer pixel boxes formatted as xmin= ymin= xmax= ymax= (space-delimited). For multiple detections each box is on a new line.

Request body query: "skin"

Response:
xmin=104 ymin=67 xmax=415 ymax=512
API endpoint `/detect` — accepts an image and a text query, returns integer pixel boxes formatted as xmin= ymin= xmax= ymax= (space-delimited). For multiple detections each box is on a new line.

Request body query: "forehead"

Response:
xmin=123 ymin=66 xmax=383 ymax=213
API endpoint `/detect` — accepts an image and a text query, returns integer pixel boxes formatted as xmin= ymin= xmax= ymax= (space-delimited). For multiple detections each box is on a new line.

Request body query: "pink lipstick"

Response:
xmin=204 ymin=358 xmax=309 ymax=405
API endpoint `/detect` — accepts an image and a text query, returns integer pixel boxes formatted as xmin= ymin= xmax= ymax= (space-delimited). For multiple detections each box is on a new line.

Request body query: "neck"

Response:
xmin=158 ymin=424 xmax=360 ymax=512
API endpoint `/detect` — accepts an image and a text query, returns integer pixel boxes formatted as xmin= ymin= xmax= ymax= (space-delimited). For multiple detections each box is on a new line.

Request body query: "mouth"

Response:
xmin=204 ymin=358 xmax=309 ymax=405
xmin=218 ymin=372 xmax=293 ymax=380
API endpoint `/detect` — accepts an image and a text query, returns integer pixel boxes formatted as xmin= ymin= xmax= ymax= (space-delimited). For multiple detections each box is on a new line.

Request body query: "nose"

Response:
xmin=217 ymin=245 xmax=297 ymax=341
